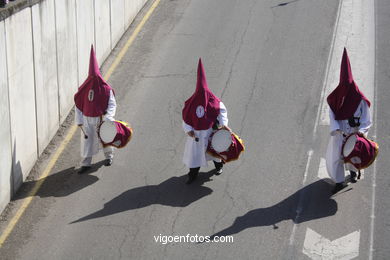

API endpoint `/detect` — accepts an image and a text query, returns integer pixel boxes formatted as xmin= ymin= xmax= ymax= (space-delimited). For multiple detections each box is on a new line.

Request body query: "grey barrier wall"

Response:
xmin=0 ymin=0 xmax=148 ymax=213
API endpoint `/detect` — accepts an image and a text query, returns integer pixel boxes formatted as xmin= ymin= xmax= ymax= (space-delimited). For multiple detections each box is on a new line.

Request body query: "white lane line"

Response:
xmin=314 ymin=0 xmax=376 ymax=258
xmin=288 ymin=0 xmax=343 ymax=248
xmin=368 ymin=2 xmax=378 ymax=258
xmin=294 ymin=0 xmax=376 ymax=257
xmin=312 ymin=0 xmax=343 ymax=137
xmin=303 ymin=228 xmax=360 ymax=260
xmin=289 ymin=150 xmax=313 ymax=246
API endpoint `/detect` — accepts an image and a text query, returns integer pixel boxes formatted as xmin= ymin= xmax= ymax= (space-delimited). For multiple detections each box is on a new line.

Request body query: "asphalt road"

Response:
xmin=0 ymin=0 xmax=389 ymax=259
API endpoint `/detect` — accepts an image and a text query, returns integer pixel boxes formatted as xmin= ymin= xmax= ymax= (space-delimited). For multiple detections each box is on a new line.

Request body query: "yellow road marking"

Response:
xmin=0 ymin=0 xmax=161 ymax=248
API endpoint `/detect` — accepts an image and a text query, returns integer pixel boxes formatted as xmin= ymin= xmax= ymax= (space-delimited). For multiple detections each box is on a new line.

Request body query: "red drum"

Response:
xmin=342 ymin=133 xmax=378 ymax=170
xmin=98 ymin=120 xmax=133 ymax=148
xmin=207 ymin=129 xmax=245 ymax=163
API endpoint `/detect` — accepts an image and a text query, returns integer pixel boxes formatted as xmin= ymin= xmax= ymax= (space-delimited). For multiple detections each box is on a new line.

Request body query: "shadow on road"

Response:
xmin=209 ymin=179 xmax=337 ymax=239
xmin=14 ymin=160 xmax=106 ymax=200
xmin=70 ymin=170 xmax=215 ymax=224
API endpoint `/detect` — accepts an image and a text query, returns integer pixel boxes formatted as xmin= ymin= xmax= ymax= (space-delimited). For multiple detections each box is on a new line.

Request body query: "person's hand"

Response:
xmin=187 ymin=131 xmax=195 ymax=138
xmin=331 ymin=129 xmax=342 ymax=136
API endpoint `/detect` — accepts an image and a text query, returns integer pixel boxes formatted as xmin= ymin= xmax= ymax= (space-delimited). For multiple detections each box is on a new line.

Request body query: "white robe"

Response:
xmin=326 ymin=100 xmax=371 ymax=182
xmin=75 ymin=90 xmax=116 ymax=159
xmin=183 ymin=102 xmax=228 ymax=168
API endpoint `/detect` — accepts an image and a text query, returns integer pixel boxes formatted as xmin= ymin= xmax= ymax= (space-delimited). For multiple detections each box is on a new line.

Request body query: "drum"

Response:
xmin=207 ymin=129 xmax=245 ymax=163
xmin=342 ymin=133 xmax=378 ymax=170
xmin=98 ymin=120 xmax=133 ymax=148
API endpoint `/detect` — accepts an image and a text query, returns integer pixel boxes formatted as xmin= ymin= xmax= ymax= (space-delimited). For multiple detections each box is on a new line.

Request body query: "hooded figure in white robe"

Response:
xmin=326 ymin=48 xmax=371 ymax=192
xmin=182 ymin=59 xmax=230 ymax=184
xmin=74 ymin=45 xmax=117 ymax=173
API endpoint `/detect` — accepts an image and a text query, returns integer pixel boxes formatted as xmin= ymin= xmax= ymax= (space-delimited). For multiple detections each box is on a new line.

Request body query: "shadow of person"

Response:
xmin=209 ymin=179 xmax=337 ymax=239
xmin=14 ymin=160 xmax=106 ymax=200
xmin=71 ymin=170 xmax=215 ymax=224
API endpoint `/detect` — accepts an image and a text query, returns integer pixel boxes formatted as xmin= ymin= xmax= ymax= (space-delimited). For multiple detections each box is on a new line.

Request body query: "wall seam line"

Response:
xmin=109 ymin=0 xmax=112 ymax=51
xmin=93 ymin=0 xmax=96 ymax=55
xmin=30 ymin=6 xmax=39 ymax=158
xmin=75 ymin=0 xmax=80 ymax=89
xmin=3 ymin=19 xmax=14 ymax=196
xmin=53 ymin=0 xmax=61 ymax=126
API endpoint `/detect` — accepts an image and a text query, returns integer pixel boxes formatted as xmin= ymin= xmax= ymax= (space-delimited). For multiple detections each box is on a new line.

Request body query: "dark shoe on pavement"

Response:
xmin=213 ymin=161 xmax=223 ymax=176
xmin=186 ymin=171 xmax=199 ymax=184
xmin=350 ymin=171 xmax=357 ymax=183
xmin=215 ymin=167 xmax=223 ymax=176
xmin=104 ymin=158 xmax=113 ymax=166
xmin=332 ymin=182 xmax=347 ymax=194
xmin=186 ymin=175 xmax=197 ymax=184
xmin=78 ymin=166 xmax=91 ymax=174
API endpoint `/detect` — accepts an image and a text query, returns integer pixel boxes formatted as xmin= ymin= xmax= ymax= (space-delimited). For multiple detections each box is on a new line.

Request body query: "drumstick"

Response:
xmin=78 ymin=125 xmax=88 ymax=139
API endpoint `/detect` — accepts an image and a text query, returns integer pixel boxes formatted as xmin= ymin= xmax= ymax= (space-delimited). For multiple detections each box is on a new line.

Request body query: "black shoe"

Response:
xmin=78 ymin=166 xmax=91 ymax=174
xmin=213 ymin=161 xmax=223 ymax=176
xmin=350 ymin=171 xmax=357 ymax=183
xmin=186 ymin=175 xmax=197 ymax=184
xmin=332 ymin=182 xmax=347 ymax=194
xmin=186 ymin=169 xmax=199 ymax=184
xmin=104 ymin=158 xmax=113 ymax=166
xmin=215 ymin=168 xmax=223 ymax=176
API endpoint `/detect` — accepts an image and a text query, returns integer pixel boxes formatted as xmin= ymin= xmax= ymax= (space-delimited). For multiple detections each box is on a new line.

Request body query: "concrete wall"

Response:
xmin=54 ymin=0 xmax=78 ymax=122
xmin=0 ymin=20 xmax=12 ymax=208
xmin=32 ymin=0 xmax=59 ymax=155
xmin=76 ymin=0 xmax=95 ymax=84
xmin=111 ymin=0 xmax=125 ymax=47
xmin=0 ymin=0 xmax=149 ymax=214
xmin=6 ymin=8 xmax=37 ymax=190
xmin=94 ymin=0 xmax=111 ymax=63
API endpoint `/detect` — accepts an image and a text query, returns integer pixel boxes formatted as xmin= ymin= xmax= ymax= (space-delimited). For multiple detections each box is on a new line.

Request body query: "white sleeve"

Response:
xmin=217 ymin=102 xmax=228 ymax=126
xmin=329 ymin=106 xmax=340 ymax=135
xmin=182 ymin=121 xmax=194 ymax=133
xmin=105 ymin=90 xmax=116 ymax=121
xmin=75 ymin=107 xmax=84 ymax=125
xmin=358 ymin=100 xmax=371 ymax=134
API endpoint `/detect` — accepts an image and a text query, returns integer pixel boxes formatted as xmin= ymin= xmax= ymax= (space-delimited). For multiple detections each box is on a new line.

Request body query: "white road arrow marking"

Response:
xmin=317 ymin=157 xmax=328 ymax=179
xmin=303 ymin=228 xmax=360 ymax=260
xmin=317 ymin=157 xmax=364 ymax=180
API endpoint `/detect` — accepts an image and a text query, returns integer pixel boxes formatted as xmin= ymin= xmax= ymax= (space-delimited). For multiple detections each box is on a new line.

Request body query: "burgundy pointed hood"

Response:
xmin=182 ymin=59 xmax=220 ymax=130
xmin=74 ymin=45 xmax=113 ymax=117
xmin=88 ymin=45 xmax=101 ymax=77
xmin=327 ymin=48 xmax=370 ymax=120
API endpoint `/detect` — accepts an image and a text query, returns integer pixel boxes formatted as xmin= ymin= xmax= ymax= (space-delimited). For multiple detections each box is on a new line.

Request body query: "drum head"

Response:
xmin=99 ymin=121 xmax=116 ymax=143
xmin=211 ymin=129 xmax=232 ymax=153
xmin=343 ymin=134 xmax=357 ymax=157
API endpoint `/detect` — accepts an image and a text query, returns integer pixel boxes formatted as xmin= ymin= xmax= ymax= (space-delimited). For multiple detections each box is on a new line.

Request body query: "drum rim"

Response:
xmin=113 ymin=120 xmax=133 ymax=149
xmin=99 ymin=120 xmax=117 ymax=143
xmin=207 ymin=132 xmax=245 ymax=163
xmin=211 ymin=129 xmax=232 ymax=153
xmin=343 ymin=134 xmax=357 ymax=157
xmin=342 ymin=133 xmax=379 ymax=170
